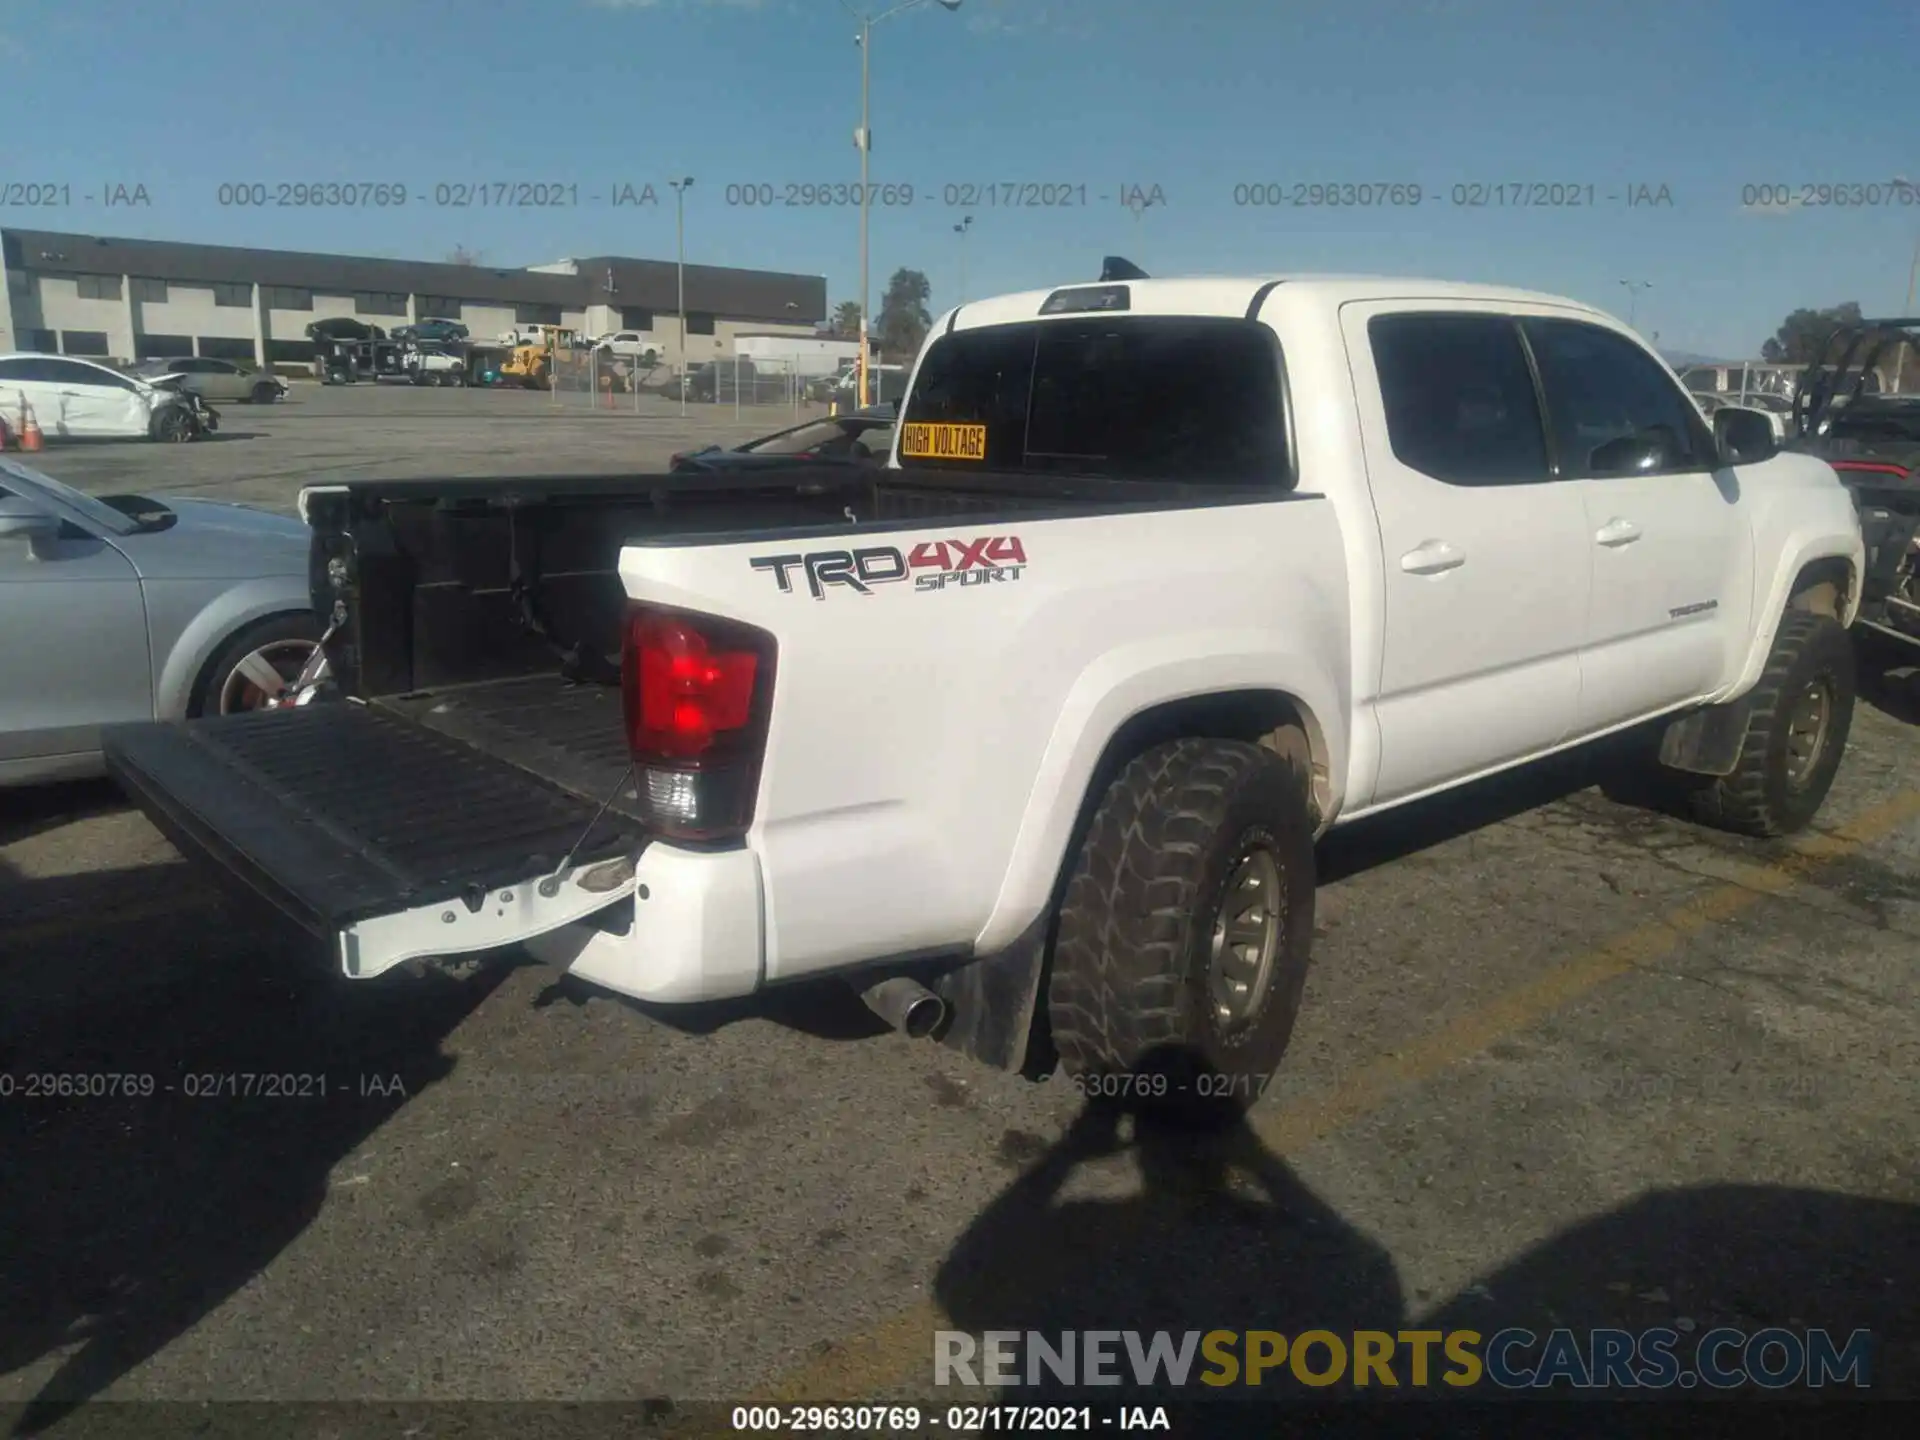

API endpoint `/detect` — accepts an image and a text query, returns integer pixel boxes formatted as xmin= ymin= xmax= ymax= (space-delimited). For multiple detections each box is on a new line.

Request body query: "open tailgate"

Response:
xmin=102 ymin=703 xmax=645 ymax=978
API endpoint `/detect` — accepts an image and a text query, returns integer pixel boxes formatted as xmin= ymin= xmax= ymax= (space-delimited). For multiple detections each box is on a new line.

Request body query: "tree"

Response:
xmin=875 ymin=268 xmax=931 ymax=361
xmin=446 ymin=245 xmax=485 ymax=266
xmin=1760 ymin=302 xmax=1862 ymax=364
xmin=830 ymin=300 xmax=864 ymax=338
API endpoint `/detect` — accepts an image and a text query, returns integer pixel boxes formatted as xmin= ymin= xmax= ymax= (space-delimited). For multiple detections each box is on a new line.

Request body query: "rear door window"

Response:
xmin=1367 ymin=313 xmax=1553 ymax=486
xmin=898 ymin=316 xmax=1290 ymax=484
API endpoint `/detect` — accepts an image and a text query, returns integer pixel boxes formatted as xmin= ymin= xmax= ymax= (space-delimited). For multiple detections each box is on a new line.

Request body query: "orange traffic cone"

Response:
xmin=20 ymin=398 xmax=42 ymax=452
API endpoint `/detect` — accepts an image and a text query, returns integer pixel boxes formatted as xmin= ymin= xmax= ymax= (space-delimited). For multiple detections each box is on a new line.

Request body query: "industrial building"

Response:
xmin=0 ymin=228 xmax=827 ymax=371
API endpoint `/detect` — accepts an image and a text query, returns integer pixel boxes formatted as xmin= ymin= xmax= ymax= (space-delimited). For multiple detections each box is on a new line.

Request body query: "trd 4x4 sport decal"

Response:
xmin=749 ymin=535 xmax=1028 ymax=600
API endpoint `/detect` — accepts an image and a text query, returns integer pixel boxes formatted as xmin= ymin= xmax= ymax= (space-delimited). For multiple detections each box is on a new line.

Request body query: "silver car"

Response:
xmin=130 ymin=356 xmax=287 ymax=405
xmin=0 ymin=456 xmax=324 ymax=786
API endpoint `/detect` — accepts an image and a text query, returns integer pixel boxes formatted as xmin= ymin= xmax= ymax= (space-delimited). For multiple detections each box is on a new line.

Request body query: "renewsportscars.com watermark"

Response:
xmin=935 ymin=1328 xmax=1874 ymax=1391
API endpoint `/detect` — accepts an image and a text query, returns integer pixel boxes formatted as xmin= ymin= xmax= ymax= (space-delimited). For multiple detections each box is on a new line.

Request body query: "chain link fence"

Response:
xmin=549 ymin=349 xmax=815 ymax=422
xmin=549 ymin=346 xmax=673 ymax=411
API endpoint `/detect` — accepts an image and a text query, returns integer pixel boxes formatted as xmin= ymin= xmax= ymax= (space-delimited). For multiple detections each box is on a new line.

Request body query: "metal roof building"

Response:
xmin=0 ymin=228 xmax=827 ymax=370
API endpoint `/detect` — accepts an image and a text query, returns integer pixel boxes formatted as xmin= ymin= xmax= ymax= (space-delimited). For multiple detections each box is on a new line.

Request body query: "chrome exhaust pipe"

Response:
xmin=857 ymin=974 xmax=947 ymax=1039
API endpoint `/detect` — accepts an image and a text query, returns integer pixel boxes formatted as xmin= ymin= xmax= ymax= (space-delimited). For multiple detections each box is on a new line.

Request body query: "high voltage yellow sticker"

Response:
xmin=900 ymin=423 xmax=987 ymax=460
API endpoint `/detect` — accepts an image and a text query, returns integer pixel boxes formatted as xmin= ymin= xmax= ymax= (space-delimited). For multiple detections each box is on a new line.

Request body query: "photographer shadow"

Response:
xmin=933 ymin=1069 xmax=1403 ymax=1409
xmin=934 ymin=1047 xmax=1920 ymax=1421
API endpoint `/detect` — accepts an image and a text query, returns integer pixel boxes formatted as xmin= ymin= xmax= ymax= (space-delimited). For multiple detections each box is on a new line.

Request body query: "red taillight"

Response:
xmin=621 ymin=606 xmax=775 ymax=841
xmin=1831 ymin=460 xmax=1912 ymax=478
xmin=627 ymin=614 xmax=757 ymax=758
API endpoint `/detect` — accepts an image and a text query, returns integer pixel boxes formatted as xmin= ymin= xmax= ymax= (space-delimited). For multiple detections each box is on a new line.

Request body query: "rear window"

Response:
xmin=898 ymin=317 xmax=1290 ymax=484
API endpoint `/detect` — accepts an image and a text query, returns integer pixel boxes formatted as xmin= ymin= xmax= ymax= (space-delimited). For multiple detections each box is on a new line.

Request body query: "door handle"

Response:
xmin=1400 ymin=540 xmax=1466 ymax=575
xmin=1595 ymin=518 xmax=1642 ymax=547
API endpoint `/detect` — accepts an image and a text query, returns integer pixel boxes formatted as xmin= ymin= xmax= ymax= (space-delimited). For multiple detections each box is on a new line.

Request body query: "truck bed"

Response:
xmin=101 ymin=464 xmax=1305 ymax=968
xmin=302 ymin=464 xmax=1294 ymax=700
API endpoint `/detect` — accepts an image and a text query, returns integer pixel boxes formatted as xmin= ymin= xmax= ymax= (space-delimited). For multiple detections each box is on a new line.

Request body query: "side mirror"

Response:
xmin=1715 ymin=406 xmax=1778 ymax=465
xmin=1587 ymin=431 xmax=1673 ymax=475
xmin=0 ymin=496 xmax=62 ymax=558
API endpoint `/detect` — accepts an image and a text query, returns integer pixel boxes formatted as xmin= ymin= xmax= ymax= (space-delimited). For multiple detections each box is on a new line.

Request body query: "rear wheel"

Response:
xmin=1679 ymin=611 xmax=1855 ymax=837
xmin=191 ymin=613 xmax=324 ymax=718
xmin=1046 ymin=736 xmax=1317 ymax=1124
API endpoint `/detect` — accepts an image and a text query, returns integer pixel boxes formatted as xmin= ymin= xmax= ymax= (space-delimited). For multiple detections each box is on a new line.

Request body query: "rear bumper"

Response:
xmin=524 ymin=842 xmax=766 ymax=1003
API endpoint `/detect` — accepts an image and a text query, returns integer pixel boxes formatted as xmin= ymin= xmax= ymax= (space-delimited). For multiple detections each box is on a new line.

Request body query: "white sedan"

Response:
xmin=0 ymin=352 xmax=206 ymax=441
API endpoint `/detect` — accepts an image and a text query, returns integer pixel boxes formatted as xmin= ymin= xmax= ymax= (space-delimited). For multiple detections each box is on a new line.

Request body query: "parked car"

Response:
xmin=827 ymin=364 xmax=910 ymax=408
xmin=0 ymin=456 xmax=324 ymax=786
xmin=404 ymin=346 xmax=468 ymax=387
xmin=683 ymin=358 xmax=761 ymax=403
xmin=393 ymin=318 xmax=469 ymax=345
xmin=99 ymin=266 xmax=1862 ymax=1126
xmin=669 ymin=404 xmax=897 ymax=472
xmin=0 ymin=352 xmax=213 ymax=441
xmin=306 ymin=317 xmax=386 ymax=344
xmin=592 ymin=332 xmax=662 ymax=362
xmin=130 ymin=356 xmax=286 ymax=405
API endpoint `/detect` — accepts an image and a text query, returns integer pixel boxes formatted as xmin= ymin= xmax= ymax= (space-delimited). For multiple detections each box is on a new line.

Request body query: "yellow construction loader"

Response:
xmin=499 ymin=325 xmax=578 ymax=390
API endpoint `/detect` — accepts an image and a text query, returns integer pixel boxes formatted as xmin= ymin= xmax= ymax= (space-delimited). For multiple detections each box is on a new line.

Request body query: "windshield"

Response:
xmin=898 ymin=316 xmax=1290 ymax=483
xmin=0 ymin=456 xmax=141 ymax=536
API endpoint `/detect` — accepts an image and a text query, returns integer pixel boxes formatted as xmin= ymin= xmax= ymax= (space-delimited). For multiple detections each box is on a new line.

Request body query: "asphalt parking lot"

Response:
xmin=2 ymin=383 xmax=1918 ymax=1429
xmin=9 ymin=379 xmax=824 ymax=513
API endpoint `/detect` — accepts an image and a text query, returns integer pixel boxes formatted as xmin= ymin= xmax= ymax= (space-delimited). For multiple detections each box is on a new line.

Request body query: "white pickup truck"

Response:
xmin=102 ymin=268 xmax=1864 ymax=1118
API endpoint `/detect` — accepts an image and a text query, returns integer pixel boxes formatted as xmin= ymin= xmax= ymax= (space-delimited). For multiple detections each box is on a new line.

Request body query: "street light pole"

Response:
xmin=1619 ymin=278 xmax=1651 ymax=330
xmin=841 ymin=0 xmax=961 ymax=409
xmin=670 ymin=176 xmax=693 ymax=417
xmin=1889 ymin=237 xmax=1920 ymax=395
xmin=857 ymin=10 xmax=871 ymax=407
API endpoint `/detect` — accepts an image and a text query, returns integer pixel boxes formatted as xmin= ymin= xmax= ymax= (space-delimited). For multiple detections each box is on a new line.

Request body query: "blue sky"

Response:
xmin=3 ymin=0 xmax=1918 ymax=357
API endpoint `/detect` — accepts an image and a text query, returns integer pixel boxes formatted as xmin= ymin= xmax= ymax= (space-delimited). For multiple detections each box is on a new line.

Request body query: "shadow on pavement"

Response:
xmin=532 ymin=969 xmax=891 ymax=1043
xmin=0 ymin=855 xmax=505 ymax=1435
xmin=933 ymin=1064 xmax=1916 ymax=1420
xmin=0 ymin=779 xmax=126 ymax=849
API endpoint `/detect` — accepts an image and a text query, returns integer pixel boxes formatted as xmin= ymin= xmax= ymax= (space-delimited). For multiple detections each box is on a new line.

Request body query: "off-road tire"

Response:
xmin=1046 ymin=737 xmax=1317 ymax=1124
xmin=1684 ymin=611 xmax=1855 ymax=837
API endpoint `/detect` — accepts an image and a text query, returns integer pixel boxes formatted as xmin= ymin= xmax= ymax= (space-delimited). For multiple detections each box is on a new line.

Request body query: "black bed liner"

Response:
xmin=372 ymin=676 xmax=640 ymax=820
xmin=102 ymin=703 xmax=642 ymax=936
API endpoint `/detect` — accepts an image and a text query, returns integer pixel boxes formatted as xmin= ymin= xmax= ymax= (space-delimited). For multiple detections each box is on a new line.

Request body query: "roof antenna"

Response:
xmin=1100 ymin=256 xmax=1148 ymax=282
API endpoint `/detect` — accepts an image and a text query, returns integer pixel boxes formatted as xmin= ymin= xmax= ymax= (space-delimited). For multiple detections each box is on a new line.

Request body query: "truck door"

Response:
xmin=1519 ymin=317 xmax=1755 ymax=731
xmin=1342 ymin=305 xmax=1592 ymax=804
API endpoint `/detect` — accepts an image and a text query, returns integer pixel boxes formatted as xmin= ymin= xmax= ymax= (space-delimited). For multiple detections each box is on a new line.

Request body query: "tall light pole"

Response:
xmin=1619 ymin=278 xmax=1651 ymax=330
xmin=840 ymin=0 xmax=963 ymax=408
xmin=953 ymin=214 xmax=972 ymax=304
xmin=1899 ymin=223 xmax=1920 ymax=393
xmin=670 ymin=176 xmax=694 ymax=416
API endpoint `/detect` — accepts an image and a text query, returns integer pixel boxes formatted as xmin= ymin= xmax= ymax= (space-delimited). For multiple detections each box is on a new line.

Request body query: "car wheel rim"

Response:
xmin=160 ymin=410 xmax=190 ymax=441
xmin=219 ymin=640 xmax=318 ymax=714
xmin=1208 ymin=843 xmax=1284 ymax=1033
xmin=1784 ymin=677 xmax=1832 ymax=788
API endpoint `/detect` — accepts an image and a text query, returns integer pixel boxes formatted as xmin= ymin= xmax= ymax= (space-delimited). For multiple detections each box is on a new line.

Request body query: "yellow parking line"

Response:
xmin=754 ymin=787 xmax=1920 ymax=1405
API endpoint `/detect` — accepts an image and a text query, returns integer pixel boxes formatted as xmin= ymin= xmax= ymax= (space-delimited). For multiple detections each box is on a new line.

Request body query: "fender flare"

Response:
xmin=1722 ymin=532 xmax=1863 ymax=702
xmin=937 ymin=645 xmax=1342 ymax=1076
xmin=972 ymin=640 xmax=1345 ymax=958
xmin=154 ymin=580 xmax=317 ymax=719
